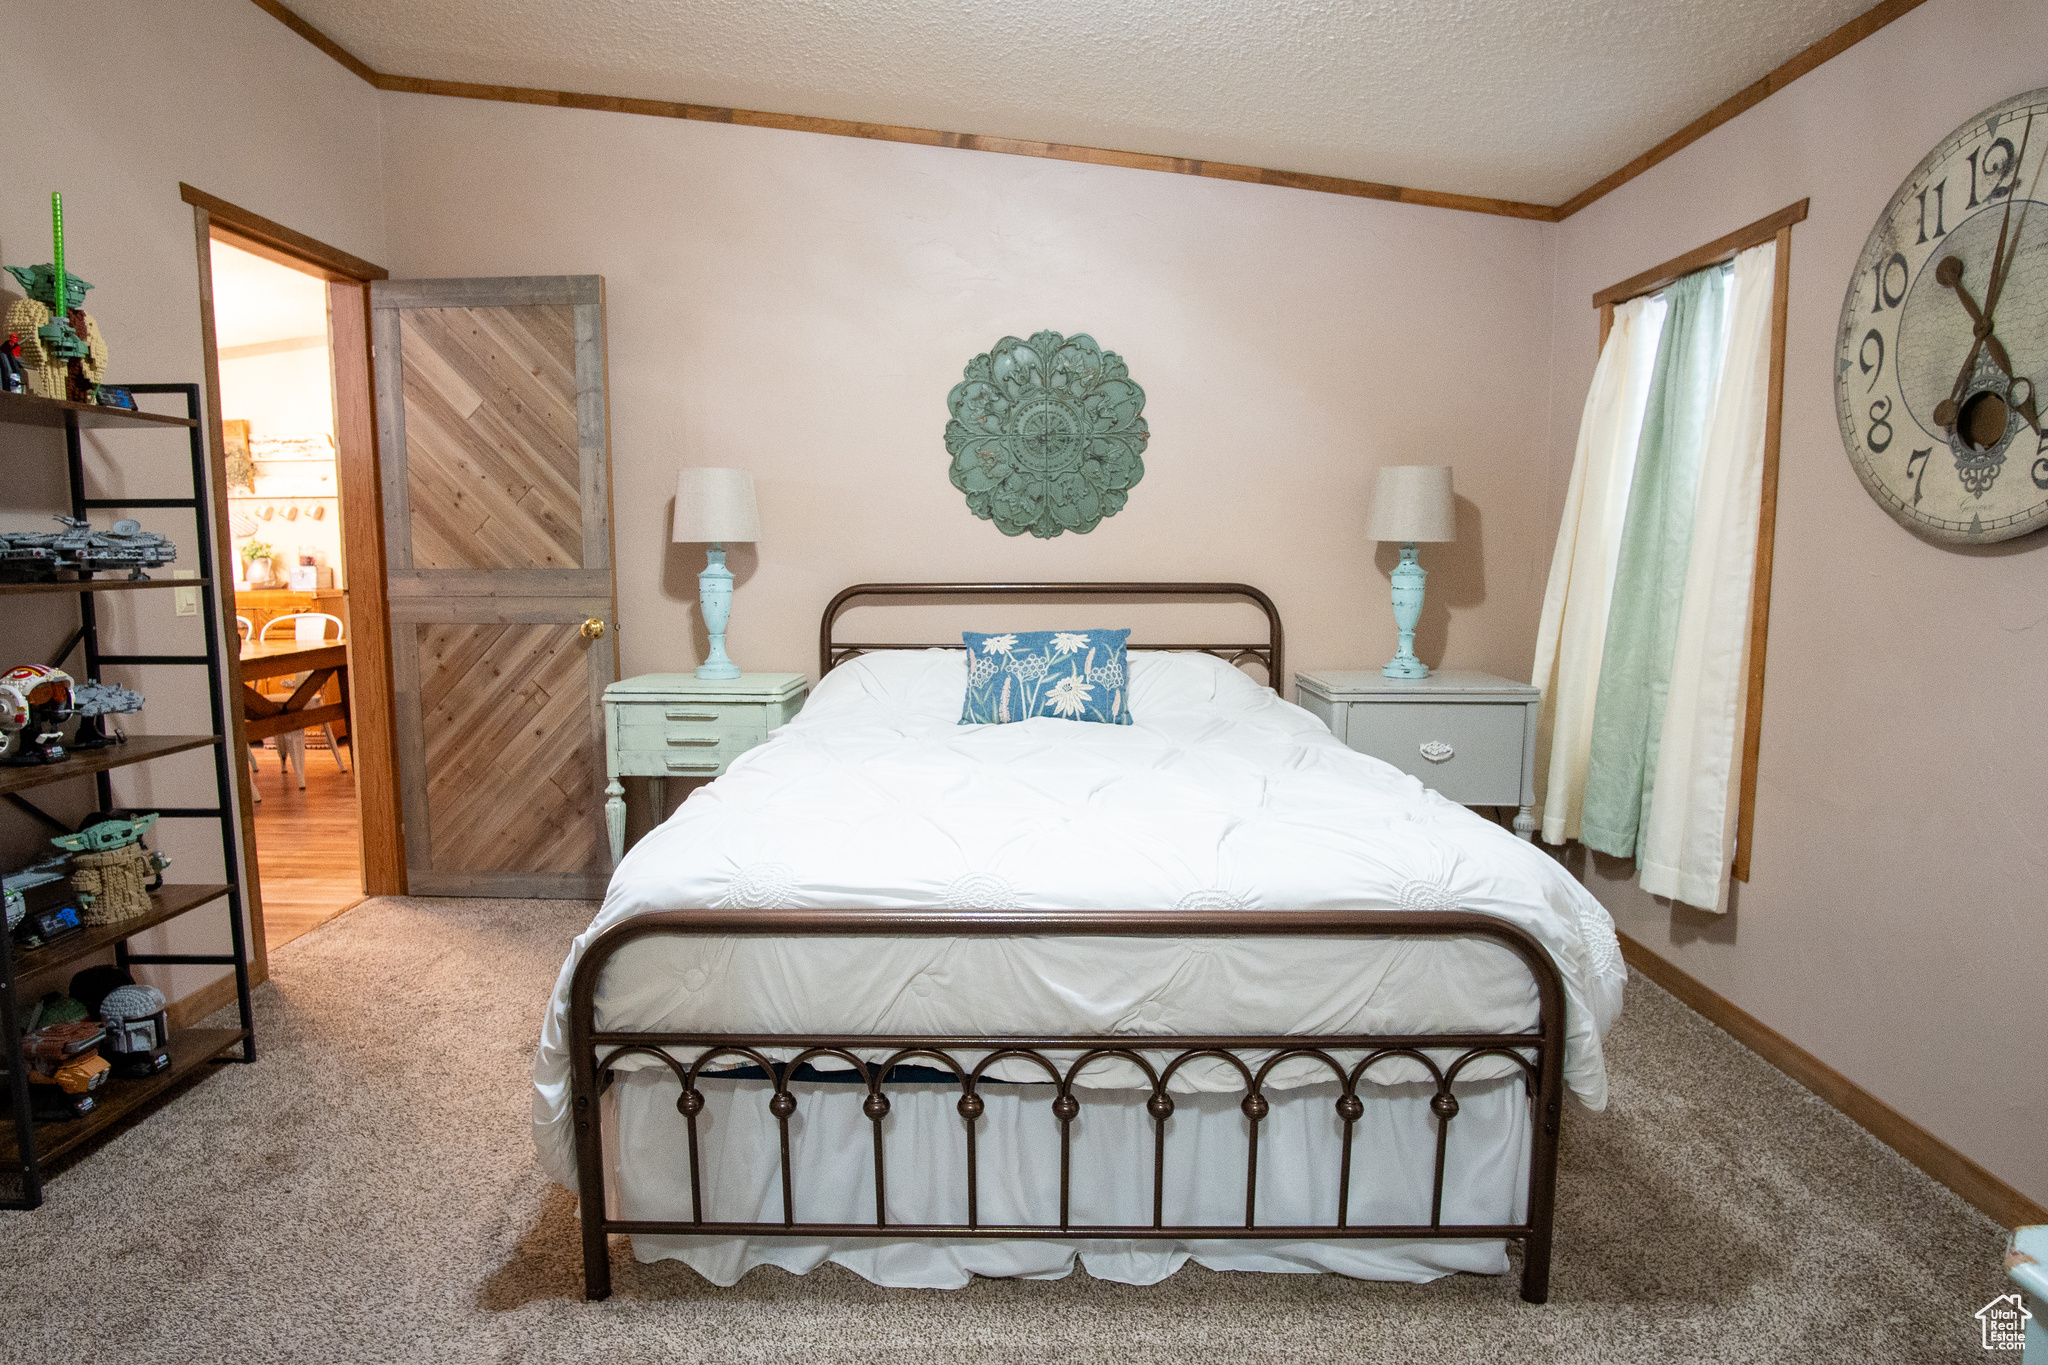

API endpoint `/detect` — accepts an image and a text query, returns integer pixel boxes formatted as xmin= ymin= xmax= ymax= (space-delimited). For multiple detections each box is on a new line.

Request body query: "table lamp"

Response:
xmin=1367 ymin=465 xmax=1455 ymax=679
xmin=673 ymin=468 xmax=762 ymax=680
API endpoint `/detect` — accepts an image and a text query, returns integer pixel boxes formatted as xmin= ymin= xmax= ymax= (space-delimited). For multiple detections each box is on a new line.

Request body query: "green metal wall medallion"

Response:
xmin=945 ymin=331 xmax=1148 ymax=538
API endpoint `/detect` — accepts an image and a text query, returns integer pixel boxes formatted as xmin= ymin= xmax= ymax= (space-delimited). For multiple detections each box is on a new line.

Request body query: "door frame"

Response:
xmin=181 ymin=184 xmax=407 ymax=994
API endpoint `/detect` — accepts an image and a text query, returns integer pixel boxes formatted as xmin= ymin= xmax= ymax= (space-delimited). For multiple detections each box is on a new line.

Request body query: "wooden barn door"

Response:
xmin=370 ymin=276 xmax=617 ymax=898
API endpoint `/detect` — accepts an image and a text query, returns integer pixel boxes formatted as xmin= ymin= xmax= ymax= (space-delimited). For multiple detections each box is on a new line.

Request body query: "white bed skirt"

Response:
xmin=606 ymin=1070 xmax=1532 ymax=1289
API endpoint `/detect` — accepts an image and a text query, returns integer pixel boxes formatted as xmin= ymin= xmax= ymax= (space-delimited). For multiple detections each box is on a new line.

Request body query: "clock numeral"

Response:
xmin=1907 ymin=447 xmax=1932 ymax=504
xmin=1870 ymin=252 xmax=1908 ymax=312
xmin=1867 ymin=397 xmax=1894 ymax=454
xmin=1916 ymin=179 xmax=1947 ymax=244
xmin=1967 ymin=137 xmax=2019 ymax=208
xmin=1859 ymin=329 xmax=1885 ymax=391
xmin=2033 ymin=433 xmax=2048 ymax=490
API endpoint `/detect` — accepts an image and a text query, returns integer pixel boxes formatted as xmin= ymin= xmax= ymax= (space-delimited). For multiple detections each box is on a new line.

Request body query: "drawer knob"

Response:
xmin=665 ymin=758 xmax=720 ymax=773
xmin=1419 ymin=741 xmax=1454 ymax=764
xmin=665 ymin=708 xmax=719 ymax=721
xmin=666 ymin=735 xmax=719 ymax=747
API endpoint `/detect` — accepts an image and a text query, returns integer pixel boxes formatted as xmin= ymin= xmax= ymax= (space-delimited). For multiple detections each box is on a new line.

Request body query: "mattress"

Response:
xmin=532 ymin=649 xmax=1626 ymax=1284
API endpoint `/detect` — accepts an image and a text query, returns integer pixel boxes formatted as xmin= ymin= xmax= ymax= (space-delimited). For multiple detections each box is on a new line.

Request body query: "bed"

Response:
xmin=534 ymin=583 xmax=1625 ymax=1302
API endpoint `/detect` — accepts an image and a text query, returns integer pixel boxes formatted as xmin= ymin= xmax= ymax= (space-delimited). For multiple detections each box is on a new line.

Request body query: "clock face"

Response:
xmin=1837 ymin=87 xmax=2048 ymax=544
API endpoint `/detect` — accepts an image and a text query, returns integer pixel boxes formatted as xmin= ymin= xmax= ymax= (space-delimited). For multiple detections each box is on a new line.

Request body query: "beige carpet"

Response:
xmin=1 ymin=895 xmax=2010 ymax=1364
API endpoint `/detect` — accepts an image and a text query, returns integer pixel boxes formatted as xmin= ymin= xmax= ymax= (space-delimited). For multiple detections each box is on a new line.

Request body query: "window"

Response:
xmin=1532 ymin=200 xmax=1804 ymax=908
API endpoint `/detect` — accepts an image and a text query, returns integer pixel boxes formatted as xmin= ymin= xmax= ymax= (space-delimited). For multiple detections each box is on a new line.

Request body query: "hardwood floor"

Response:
xmin=250 ymin=739 xmax=363 ymax=950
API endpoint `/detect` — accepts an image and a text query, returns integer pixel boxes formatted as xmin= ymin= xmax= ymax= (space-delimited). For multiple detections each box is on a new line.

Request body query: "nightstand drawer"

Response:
xmin=612 ymin=701 xmax=758 ymax=743
xmin=610 ymin=727 xmax=766 ymax=777
xmin=1343 ymin=701 xmax=1527 ymax=805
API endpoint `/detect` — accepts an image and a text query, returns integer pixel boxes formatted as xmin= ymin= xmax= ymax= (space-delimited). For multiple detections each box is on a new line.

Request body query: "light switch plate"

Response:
xmin=173 ymin=568 xmax=199 ymax=616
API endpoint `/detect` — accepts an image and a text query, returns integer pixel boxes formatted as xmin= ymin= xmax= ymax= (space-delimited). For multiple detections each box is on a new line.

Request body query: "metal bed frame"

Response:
xmin=567 ymin=584 xmax=1564 ymax=1303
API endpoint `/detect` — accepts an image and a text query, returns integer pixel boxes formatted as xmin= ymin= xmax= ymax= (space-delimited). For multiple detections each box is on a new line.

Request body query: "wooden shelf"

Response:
xmin=0 ymin=1027 xmax=247 ymax=1166
xmin=0 ymin=390 xmax=197 ymax=431
xmin=0 ymin=734 xmax=219 ymax=797
xmin=0 ymin=577 xmax=210 ymax=597
xmin=10 ymin=884 xmax=232 ymax=992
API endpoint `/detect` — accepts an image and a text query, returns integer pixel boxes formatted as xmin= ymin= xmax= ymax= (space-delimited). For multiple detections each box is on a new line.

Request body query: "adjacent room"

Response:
xmin=0 ymin=2 xmax=2041 ymax=1362
xmin=209 ymin=236 xmax=364 ymax=949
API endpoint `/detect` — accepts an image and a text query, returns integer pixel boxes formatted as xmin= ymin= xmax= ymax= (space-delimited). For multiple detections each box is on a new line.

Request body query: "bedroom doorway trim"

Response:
xmin=182 ymin=185 xmax=404 ymax=1012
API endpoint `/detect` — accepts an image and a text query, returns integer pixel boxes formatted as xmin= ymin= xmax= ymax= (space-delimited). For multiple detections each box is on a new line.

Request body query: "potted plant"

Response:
xmin=240 ymin=538 xmax=279 ymax=589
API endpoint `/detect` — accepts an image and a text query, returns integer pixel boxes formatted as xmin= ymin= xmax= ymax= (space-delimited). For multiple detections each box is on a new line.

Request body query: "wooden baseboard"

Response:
xmin=166 ymin=960 xmax=268 ymax=1032
xmin=1617 ymin=932 xmax=2045 ymax=1228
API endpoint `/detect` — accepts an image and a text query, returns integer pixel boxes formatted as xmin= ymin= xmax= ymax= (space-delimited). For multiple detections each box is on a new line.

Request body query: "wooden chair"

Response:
xmin=258 ymin=612 xmax=348 ymax=790
xmin=236 ymin=616 xmax=264 ymax=802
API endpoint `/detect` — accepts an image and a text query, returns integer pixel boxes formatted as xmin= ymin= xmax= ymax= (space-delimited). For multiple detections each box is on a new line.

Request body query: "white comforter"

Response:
xmin=533 ymin=650 xmax=1625 ymax=1190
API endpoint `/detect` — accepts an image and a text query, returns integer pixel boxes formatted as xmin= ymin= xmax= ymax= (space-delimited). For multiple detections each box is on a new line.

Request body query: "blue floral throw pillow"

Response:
xmin=960 ymin=629 xmax=1132 ymax=725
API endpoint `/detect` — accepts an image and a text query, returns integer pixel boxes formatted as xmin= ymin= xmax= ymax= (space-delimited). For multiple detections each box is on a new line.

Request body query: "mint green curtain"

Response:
xmin=1579 ymin=266 xmax=1730 ymax=860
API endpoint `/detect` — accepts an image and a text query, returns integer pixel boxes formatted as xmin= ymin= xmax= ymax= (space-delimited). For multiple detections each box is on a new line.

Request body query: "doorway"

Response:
xmin=207 ymin=241 xmax=358 ymax=948
xmin=182 ymin=184 xmax=405 ymax=987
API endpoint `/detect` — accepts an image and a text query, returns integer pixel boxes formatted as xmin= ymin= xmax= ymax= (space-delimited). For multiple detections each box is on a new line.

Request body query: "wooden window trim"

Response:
xmin=1590 ymin=198 xmax=1806 ymax=884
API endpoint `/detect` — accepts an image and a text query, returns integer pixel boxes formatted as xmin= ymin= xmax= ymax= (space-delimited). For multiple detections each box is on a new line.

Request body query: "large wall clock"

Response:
xmin=1837 ymin=86 xmax=2048 ymax=544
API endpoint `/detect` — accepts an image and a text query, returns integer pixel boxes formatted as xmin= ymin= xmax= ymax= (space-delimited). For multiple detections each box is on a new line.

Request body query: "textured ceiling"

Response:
xmin=285 ymin=0 xmax=1876 ymax=205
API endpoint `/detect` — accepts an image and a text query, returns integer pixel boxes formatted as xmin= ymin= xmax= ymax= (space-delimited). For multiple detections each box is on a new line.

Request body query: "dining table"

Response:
xmin=239 ymin=637 xmax=350 ymax=745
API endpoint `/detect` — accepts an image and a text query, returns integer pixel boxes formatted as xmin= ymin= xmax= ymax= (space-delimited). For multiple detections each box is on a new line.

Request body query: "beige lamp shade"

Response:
xmin=672 ymin=467 xmax=762 ymax=543
xmin=1367 ymin=465 xmax=1456 ymax=543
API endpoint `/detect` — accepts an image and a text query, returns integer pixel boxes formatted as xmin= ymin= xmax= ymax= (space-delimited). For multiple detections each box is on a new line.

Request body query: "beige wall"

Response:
xmin=1544 ymin=0 xmax=2048 ymax=1206
xmin=376 ymin=94 xmax=1559 ymax=691
xmin=0 ymin=0 xmax=386 ymax=1001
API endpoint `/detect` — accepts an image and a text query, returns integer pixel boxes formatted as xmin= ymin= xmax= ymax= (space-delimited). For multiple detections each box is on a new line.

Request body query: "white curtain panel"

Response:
xmin=1530 ymin=294 xmax=1667 ymax=844
xmin=1639 ymin=241 xmax=1778 ymax=911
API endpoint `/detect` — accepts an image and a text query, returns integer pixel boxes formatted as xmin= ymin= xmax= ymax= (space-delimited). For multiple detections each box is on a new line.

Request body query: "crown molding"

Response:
xmin=248 ymin=0 xmax=1929 ymax=223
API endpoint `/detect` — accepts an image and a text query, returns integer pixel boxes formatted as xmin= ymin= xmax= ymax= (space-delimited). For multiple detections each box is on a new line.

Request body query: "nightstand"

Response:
xmin=1295 ymin=670 xmax=1541 ymax=840
xmin=603 ymin=672 xmax=808 ymax=866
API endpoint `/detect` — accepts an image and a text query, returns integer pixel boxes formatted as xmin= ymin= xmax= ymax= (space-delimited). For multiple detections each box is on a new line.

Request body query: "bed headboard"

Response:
xmin=818 ymin=582 xmax=1283 ymax=683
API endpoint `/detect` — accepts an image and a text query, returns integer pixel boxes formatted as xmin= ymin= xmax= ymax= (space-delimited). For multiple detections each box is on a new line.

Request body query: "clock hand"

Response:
xmin=1949 ymin=115 xmax=2044 ymax=441
xmin=1932 ymin=116 xmax=2033 ymax=433
xmin=1932 ymin=257 xmax=2041 ymax=434
xmin=1980 ymin=111 xmax=2034 ymax=324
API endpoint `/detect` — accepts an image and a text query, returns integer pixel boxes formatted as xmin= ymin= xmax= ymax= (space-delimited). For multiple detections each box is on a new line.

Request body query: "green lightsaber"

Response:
xmin=51 ymin=192 xmax=66 ymax=316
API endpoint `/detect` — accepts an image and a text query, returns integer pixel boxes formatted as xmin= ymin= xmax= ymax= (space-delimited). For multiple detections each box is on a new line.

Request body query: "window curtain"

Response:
xmin=1529 ymin=293 xmax=1667 ymax=844
xmin=1579 ymin=265 xmax=1732 ymax=858
xmin=1639 ymin=241 xmax=1778 ymax=911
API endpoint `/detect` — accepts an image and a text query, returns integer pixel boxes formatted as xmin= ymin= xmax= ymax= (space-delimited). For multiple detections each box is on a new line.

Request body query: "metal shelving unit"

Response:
xmin=0 ymin=384 xmax=254 ymax=1210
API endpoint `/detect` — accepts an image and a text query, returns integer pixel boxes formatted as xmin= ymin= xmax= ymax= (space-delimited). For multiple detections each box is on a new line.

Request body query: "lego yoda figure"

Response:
xmin=4 ymin=264 xmax=108 ymax=402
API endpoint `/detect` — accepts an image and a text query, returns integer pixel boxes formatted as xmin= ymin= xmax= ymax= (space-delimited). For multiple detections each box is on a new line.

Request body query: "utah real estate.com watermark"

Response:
xmin=1975 ymin=1293 xmax=2031 ymax=1352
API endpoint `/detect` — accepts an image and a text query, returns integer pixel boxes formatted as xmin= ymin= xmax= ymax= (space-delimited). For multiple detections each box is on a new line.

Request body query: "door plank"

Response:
xmin=400 ymin=309 xmax=582 ymax=569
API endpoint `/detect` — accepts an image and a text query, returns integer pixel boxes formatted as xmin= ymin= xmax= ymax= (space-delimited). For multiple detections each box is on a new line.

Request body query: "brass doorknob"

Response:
xmin=580 ymin=618 xmax=606 ymax=640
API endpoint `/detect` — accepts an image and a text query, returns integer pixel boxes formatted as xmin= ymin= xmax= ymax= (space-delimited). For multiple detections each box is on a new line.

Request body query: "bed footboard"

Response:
xmin=566 ymin=909 xmax=1566 ymax=1303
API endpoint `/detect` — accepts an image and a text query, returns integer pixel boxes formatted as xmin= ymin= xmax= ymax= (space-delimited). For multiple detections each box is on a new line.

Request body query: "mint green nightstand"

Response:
xmin=602 ymin=672 xmax=807 ymax=866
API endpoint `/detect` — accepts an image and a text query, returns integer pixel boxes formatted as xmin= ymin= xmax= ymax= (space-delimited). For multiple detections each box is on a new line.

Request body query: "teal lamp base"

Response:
xmin=696 ymin=543 xmax=741 ymax=680
xmin=1381 ymin=542 xmax=1430 ymax=679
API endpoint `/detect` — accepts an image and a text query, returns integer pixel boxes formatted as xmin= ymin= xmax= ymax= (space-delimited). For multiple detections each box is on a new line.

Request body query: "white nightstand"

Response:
xmin=602 ymin=672 xmax=807 ymax=866
xmin=1295 ymin=670 xmax=1541 ymax=840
